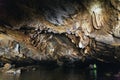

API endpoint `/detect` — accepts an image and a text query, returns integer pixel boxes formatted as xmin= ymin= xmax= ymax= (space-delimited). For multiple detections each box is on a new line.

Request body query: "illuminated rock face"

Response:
xmin=0 ymin=0 xmax=120 ymax=66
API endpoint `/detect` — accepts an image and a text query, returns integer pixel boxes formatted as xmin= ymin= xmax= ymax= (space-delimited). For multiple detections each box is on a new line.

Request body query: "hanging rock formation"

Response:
xmin=0 ymin=0 xmax=120 ymax=66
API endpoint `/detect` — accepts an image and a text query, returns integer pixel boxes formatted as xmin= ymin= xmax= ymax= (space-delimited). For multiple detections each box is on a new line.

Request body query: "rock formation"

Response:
xmin=0 ymin=0 xmax=120 ymax=66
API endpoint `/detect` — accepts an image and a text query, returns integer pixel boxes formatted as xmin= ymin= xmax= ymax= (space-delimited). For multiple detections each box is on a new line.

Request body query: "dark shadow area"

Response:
xmin=1 ymin=63 xmax=120 ymax=80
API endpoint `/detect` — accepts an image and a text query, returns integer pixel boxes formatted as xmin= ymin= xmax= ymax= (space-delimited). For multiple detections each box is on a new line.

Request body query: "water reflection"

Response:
xmin=0 ymin=73 xmax=20 ymax=80
xmin=0 ymin=65 xmax=120 ymax=80
xmin=20 ymin=67 xmax=86 ymax=80
xmin=88 ymin=69 xmax=97 ymax=80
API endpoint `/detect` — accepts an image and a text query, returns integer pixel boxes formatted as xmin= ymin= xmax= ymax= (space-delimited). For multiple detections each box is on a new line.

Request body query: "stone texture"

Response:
xmin=0 ymin=0 xmax=120 ymax=66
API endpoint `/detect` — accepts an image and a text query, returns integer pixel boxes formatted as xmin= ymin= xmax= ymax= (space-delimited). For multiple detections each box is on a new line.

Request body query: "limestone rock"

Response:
xmin=0 ymin=0 xmax=120 ymax=66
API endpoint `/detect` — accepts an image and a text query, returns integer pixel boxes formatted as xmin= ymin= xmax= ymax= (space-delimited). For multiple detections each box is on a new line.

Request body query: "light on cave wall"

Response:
xmin=91 ymin=4 xmax=102 ymax=14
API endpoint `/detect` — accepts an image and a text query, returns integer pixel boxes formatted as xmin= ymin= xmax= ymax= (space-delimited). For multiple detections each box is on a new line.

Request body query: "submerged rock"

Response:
xmin=5 ymin=69 xmax=21 ymax=74
xmin=0 ymin=63 xmax=21 ymax=76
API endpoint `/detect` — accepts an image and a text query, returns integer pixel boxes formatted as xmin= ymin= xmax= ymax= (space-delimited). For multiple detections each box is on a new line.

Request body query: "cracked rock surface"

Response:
xmin=0 ymin=0 xmax=120 ymax=66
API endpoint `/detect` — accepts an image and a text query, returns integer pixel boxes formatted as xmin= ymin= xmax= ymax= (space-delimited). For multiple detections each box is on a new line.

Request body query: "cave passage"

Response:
xmin=0 ymin=0 xmax=120 ymax=67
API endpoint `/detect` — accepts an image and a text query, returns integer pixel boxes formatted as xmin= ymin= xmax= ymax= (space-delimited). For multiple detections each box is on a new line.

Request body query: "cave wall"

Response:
xmin=0 ymin=0 xmax=120 ymax=65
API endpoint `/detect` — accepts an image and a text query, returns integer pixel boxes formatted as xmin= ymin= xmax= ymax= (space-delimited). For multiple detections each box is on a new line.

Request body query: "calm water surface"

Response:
xmin=0 ymin=64 xmax=120 ymax=80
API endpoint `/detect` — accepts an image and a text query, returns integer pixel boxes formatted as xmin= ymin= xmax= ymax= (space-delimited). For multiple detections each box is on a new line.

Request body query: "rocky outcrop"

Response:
xmin=0 ymin=0 xmax=120 ymax=66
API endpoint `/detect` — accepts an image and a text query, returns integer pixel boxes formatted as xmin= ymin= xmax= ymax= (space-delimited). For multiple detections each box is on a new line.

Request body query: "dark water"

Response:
xmin=0 ymin=64 xmax=120 ymax=80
